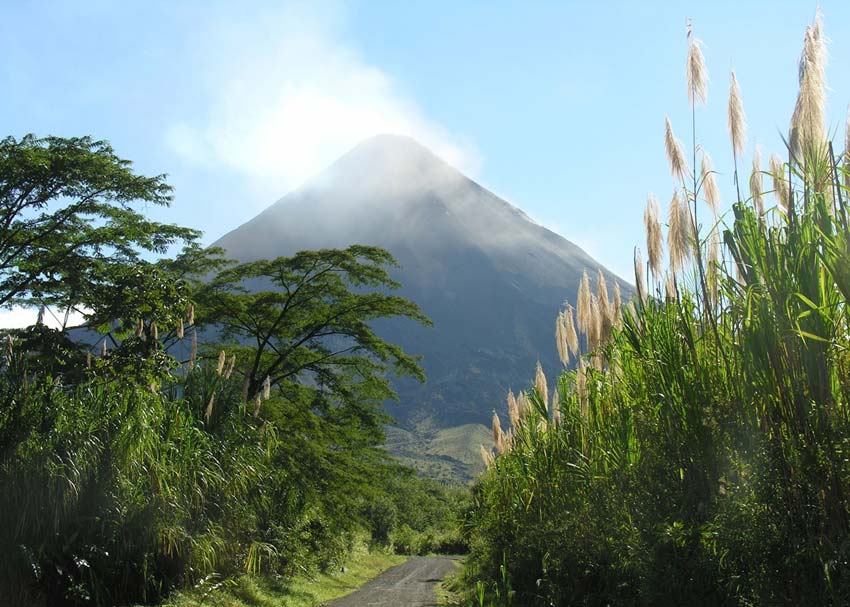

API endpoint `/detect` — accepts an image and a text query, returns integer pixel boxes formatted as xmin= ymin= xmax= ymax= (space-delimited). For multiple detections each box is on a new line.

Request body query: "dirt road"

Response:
xmin=325 ymin=556 xmax=457 ymax=607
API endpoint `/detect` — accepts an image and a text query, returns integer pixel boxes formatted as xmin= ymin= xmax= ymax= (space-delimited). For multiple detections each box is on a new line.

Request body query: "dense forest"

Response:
xmin=462 ymin=12 xmax=850 ymax=607
xmin=0 ymin=135 xmax=466 ymax=606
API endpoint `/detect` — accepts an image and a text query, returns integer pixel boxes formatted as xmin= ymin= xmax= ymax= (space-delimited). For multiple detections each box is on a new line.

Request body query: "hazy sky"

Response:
xmin=3 ymin=1 xmax=850 ymax=285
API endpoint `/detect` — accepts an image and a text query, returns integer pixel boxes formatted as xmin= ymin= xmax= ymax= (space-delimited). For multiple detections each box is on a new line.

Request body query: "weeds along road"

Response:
xmin=325 ymin=556 xmax=457 ymax=607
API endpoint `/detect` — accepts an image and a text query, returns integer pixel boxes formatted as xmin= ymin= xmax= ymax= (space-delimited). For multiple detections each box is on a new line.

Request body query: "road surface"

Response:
xmin=325 ymin=556 xmax=457 ymax=607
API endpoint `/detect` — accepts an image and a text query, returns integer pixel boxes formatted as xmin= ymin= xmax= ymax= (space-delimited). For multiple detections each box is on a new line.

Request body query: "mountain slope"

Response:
xmin=212 ymin=135 xmax=629 ymax=477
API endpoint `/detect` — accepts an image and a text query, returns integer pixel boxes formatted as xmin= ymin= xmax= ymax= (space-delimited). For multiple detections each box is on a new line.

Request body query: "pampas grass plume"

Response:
xmin=665 ymin=117 xmax=691 ymax=182
xmin=577 ymin=270 xmax=591 ymax=333
xmin=644 ymin=193 xmax=664 ymax=282
xmin=686 ymin=26 xmax=709 ymax=106
xmin=668 ymin=189 xmax=687 ymax=272
xmin=750 ymin=146 xmax=764 ymax=216
xmin=224 ymin=354 xmax=236 ymax=380
xmin=205 ymin=393 xmax=215 ymax=423
xmin=564 ymin=304 xmax=580 ymax=355
xmin=556 ymin=312 xmax=569 ymax=366
xmin=769 ymin=153 xmax=788 ymax=211
xmin=634 ymin=248 xmax=646 ymax=302
xmin=535 ymin=361 xmax=548 ymax=411
xmin=790 ymin=10 xmax=827 ymax=159
xmin=728 ymin=71 xmax=747 ymax=157
xmin=701 ymin=153 xmax=721 ymax=212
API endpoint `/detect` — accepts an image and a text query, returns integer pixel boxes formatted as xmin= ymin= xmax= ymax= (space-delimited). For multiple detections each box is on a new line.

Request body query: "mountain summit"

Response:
xmin=213 ymin=134 xmax=628 ymax=479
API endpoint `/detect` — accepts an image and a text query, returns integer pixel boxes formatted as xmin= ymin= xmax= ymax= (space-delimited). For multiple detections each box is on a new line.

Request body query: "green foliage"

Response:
xmin=0 ymin=134 xmax=198 ymax=314
xmin=0 ymin=135 xmax=438 ymax=605
xmin=193 ymin=246 xmax=430 ymax=402
xmin=463 ymin=18 xmax=850 ymax=607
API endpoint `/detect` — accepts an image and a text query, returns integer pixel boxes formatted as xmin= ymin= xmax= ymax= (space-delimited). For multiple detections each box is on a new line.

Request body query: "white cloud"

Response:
xmin=166 ymin=2 xmax=479 ymax=197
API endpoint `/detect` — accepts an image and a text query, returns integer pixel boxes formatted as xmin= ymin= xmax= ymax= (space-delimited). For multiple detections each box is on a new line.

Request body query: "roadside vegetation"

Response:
xmin=160 ymin=542 xmax=405 ymax=607
xmin=0 ymin=134 xmax=466 ymax=606
xmin=464 ymin=11 xmax=850 ymax=606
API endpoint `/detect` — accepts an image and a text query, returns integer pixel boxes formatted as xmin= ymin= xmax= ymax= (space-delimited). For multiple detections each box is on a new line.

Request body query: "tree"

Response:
xmin=193 ymin=246 xmax=433 ymax=540
xmin=194 ymin=245 xmax=431 ymax=406
xmin=0 ymin=134 xmax=200 ymax=324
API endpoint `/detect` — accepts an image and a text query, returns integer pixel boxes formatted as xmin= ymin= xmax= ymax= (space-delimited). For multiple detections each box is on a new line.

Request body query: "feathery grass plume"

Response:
xmin=507 ymin=390 xmax=520 ymax=428
xmin=665 ymin=116 xmax=691 ymax=182
xmin=535 ymin=361 xmax=549 ymax=411
xmin=253 ymin=393 xmax=262 ymax=417
xmin=150 ymin=321 xmax=158 ymax=342
xmin=597 ymin=271 xmax=613 ymax=344
xmin=552 ymin=390 xmax=561 ymax=426
xmin=701 ymin=153 xmax=721 ymax=212
xmin=177 ymin=319 xmax=184 ymax=339
xmin=517 ymin=391 xmax=530 ymax=420
xmin=479 ymin=445 xmax=495 ymax=470
xmin=577 ymin=270 xmax=591 ymax=333
xmin=845 ymin=105 xmax=850 ymax=189
xmin=668 ymin=189 xmax=688 ymax=272
xmin=644 ymin=193 xmax=664 ymax=281
xmin=187 ymin=303 xmax=195 ymax=326
xmin=634 ymin=248 xmax=646 ymax=301
xmin=790 ymin=10 xmax=827 ymax=159
xmin=216 ymin=350 xmax=226 ymax=376
xmin=224 ymin=354 xmax=236 ymax=379
xmin=555 ymin=312 xmax=569 ymax=366
xmin=707 ymin=227 xmax=721 ymax=306
xmin=750 ymin=146 xmax=764 ymax=216
xmin=504 ymin=428 xmax=514 ymax=452
xmin=492 ymin=410 xmax=503 ymax=447
xmin=591 ymin=354 xmax=604 ymax=372
xmin=100 ymin=340 xmax=107 ymax=357
xmin=577 ymin=359 xmax=588 ymax=420
xmin=189 ymin=331 xmax=197 ymax=369
xmin=136 ymin=318 xmax=144 ymax=338
xmin=263 ymin=375 xmax=271 ymax=400
xmin=597 ymin=270 xmax=610 ymax=311
xmin=86 ymin=351 xmax=91 ymax=368
xmin=205 ymin=393 xmax=215 ymax=423
xmin=587 ymin=295 xmax=602 ymax=350
xmin=686 ymin=24 xmax=709 ymax=106
xmin=598 ymin=274 xmax=614 ymax=345
xmin=612 ymin=283 xmax=623 ymax=327
xmin=564 ymin=304 xmax=580 ymax=355
xmin=769 ymin=153 xmax=789 ymax=211
xmin=728 ymin=71 xmax=747 ymax=158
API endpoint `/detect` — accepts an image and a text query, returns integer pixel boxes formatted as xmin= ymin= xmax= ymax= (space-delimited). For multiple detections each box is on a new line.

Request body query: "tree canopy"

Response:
xmin=0 ymin=134 xmax=199 ymax=323
xmin=194 ymin=245 xmax=431 ymax=405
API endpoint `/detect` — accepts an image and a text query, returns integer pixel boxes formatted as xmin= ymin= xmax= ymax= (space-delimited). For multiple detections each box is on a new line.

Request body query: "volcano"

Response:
xmin=212 ymin=134 xmax=629 ymax=480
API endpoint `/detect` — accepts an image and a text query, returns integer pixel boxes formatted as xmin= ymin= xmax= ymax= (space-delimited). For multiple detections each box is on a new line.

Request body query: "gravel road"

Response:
xmin=324 ymin=556 xmax=457 ymax=607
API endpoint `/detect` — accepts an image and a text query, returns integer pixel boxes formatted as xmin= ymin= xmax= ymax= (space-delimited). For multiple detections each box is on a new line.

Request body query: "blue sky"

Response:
xmin=2 ymin=1 xmax=849 ymax=286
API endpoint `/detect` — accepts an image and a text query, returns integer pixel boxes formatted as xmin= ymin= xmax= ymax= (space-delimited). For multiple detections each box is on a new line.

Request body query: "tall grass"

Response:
xmin=465 ymin=12 xmax=850 ymax=606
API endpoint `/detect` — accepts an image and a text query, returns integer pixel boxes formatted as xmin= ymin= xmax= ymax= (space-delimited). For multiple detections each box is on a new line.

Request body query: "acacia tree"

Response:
xmin=194 ymin=245 xmax=430 ymax=405
xmin=0 ymin=134 xmax=200 ymax=326
xmin=193 ymin=246 xmax=432 ymax=567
